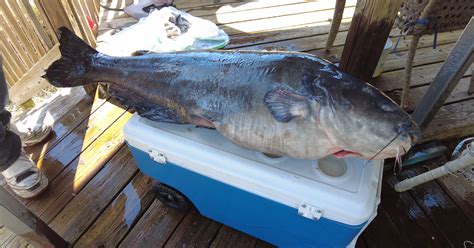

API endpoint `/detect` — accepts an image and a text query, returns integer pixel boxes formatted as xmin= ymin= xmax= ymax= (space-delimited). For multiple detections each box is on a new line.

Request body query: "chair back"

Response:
xmin=397 ymin=0 xmax=474 ymax=35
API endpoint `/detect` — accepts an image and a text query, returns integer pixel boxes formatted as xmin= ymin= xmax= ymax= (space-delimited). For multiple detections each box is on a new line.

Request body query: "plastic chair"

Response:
xmin=396 ymin=0 xmax=474 ymax=108
xmin=325 ymin=0 xmax=474 ymax=108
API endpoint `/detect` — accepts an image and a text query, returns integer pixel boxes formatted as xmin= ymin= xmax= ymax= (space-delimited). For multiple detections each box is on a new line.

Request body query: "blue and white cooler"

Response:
xmin=124 ymin=114 xmax=383 ymax=248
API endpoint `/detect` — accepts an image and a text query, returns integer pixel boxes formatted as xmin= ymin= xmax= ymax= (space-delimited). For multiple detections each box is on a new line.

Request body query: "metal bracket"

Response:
xmin=148 ymin=148 xmax=167 ymax=164
xmin=298 ymin=203 xmax=323 ymax=221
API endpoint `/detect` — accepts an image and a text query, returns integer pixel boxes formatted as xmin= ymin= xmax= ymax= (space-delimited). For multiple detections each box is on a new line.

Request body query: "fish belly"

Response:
xmin=216 ymin=110 xmax=334 ymax=159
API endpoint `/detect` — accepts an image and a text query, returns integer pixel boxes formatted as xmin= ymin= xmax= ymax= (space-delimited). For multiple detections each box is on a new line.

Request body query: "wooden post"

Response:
xmin=0 ymin=187 xmax=69 ymax=247
xmin=339 ymin=0 xmax=402 ymax=81
xmin=400 ymin=34 xmax=421 ymax=109
xmin=36 ymin=0 xmax=75 ymax=37
xmin=325 ymin=0 xmax=346 ymax=51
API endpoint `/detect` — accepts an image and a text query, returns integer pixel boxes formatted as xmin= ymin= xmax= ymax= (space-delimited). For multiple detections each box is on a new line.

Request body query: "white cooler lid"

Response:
xmin=124 ymin=114 xmax=383 ymax=226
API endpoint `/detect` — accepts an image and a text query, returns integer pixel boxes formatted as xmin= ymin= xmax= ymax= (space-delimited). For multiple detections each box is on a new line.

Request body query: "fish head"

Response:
xmin=315 ymin=78 xmax=421 ymax=160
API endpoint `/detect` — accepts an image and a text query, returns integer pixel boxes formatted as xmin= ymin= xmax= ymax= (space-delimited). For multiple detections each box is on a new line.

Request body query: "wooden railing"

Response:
xmin=0 ymin=0 xmax=56 ymax=88
xmin=0 ymin=0 xmax=99 ymax=105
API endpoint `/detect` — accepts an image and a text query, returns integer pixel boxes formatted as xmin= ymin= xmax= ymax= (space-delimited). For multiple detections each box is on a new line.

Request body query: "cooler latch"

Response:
xmin=147 ymin=148 xmax=167 ymax=164
xmin=298 ymin=203 xmax=323 ymax=221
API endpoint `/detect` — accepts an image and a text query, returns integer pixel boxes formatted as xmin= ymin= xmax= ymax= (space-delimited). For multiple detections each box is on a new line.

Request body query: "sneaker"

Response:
xmin=19 ymin=125 xmax=52 ymax=147
xmin=2 ymin=152 xmax=48 ymax=198
xmin=124 ymin=0 xmax=175 ymax=19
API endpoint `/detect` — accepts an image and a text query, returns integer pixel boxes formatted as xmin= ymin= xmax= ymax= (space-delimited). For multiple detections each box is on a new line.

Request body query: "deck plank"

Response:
xmin=423 ymin=99 xmax=474 ymax=142
xmin=0 ymin=226 xmax=16 ymax=246
xmin=3 ymin=236 xmax=32 ymax=248
xmin=27 ymin=101 xmax=125 ymax=184
xmin=99 ymin=0 xmax=352 ymax=23
xmin=99 ymin=6 xmax=356 ymax=36
xmin=374 ymin=63 xmax=474 ymax=92
xmin=309 ymin=41 xmax=458 ymax=73
xmin=119 ymin=200 xmax=186 ymax=247
xmin=240 ymin=29 xmax=460 ymax=55
xmin=164 ymin=209 xmax=222 ymax=248
xmin=13 ymin=100 xmax=123 ymax=213
xmin=227 ymin=20 xmax=352 ymax=49
xmin=387 ymin=76 xmax=474 ymax=109
xmin=202 ymin=1 xmax=356 ymax=25
xmin=176 ymin=0 xmax=269 ymax=10
xmin=381 ymin=173 xmax=450 ymax=247
xmin=205 ymin=7 xmax=352 ymax=37
xmin=434 ymin=171 xmax=474 ymax=224
xmin=98 ymin=0 xmax=304 ymax=23
xmin=402 ymin=167 xmax=474 ymax=247
xmin=424 ymin=159 xmax=474 ymax=224
xmin=384 ymin=43 xmax=456 ymax=72
xmin=32 ymin=111 xmax=131 ymax=223
xmin=185 ymin=0 xmax=312 ymax=18
xmin=99 ymin=1 xmax=355 ymax=24
xmin=210 ymin=226 xmax=259 ymax=248
xmin=24 ymin=102 xmax=126 ymax=218
xmin=48 ymin=146 xmax=137 ymax=243
xmin=361 ymin=207 xmax=412 ymax=248
xmin=26 ymin=93 xmax=106 ymax=163
xmin=75 ymin=172 xmax=154 ymax=247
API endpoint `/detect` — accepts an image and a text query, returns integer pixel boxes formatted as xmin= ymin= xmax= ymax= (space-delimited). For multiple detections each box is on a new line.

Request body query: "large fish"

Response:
xmin=44 ymin=28 xmax=421 ymax=160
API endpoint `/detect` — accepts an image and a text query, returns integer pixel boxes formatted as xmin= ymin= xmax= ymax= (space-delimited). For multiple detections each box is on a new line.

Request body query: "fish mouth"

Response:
xmin=332 ymin=150 xmax=361 ymax=158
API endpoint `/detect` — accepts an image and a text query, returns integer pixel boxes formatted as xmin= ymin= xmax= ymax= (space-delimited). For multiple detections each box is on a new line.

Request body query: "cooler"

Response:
xmin=123 ymin=114 xmax=383 ymax=248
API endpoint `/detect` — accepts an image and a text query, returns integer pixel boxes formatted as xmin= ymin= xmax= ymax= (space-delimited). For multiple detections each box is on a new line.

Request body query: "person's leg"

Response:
xmin=0 ymin=56 xmax=17 ymax=172
xmin=0 ymin=114 xmax=48 ymax=198
xmin=0 ymin=57 xmax=48 ymax=198
xmin=0 ymin=118 xmax=21 ymax=172
xmin=0 ymin=57 xmax=8 ymax=112
xmin=0 ymin=56 xmax=52 ymax=147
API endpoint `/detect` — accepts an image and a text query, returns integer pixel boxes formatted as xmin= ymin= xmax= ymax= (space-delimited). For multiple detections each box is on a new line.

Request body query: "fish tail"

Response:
xmin=43 ymin=27 xmax=98 ymax=87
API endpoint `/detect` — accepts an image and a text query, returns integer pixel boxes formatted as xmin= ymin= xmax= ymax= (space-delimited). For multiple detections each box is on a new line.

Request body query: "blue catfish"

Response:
xmin=44 ymin=28 xmax=421 ymax=160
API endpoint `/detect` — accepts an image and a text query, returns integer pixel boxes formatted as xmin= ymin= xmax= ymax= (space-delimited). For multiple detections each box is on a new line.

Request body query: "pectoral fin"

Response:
xmin=189 ymin=115 xmax=215 ymax=129
xmin=264 ymin=87 xmax=310 ymax=123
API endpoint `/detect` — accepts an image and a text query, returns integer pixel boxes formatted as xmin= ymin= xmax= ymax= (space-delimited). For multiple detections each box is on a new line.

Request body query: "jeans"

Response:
xmin=0 ymin=56 xmax=21 ymax=172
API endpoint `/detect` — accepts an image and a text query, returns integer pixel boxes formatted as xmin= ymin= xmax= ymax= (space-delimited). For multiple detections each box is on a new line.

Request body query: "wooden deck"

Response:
xmin=2 ymin=0 xmax=474 ymax=247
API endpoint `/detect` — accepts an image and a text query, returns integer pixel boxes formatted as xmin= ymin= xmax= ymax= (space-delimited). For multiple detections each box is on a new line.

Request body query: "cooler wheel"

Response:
xmin=152 ymin=182 xmax=191 ymax=212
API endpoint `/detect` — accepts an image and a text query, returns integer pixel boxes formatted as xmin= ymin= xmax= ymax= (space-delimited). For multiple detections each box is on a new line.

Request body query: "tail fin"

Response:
xmin=43 ymin=27 xmax=98 ymax=87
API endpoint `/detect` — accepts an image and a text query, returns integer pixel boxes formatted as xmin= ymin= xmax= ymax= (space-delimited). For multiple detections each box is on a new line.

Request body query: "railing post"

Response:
xmin=339 ymin=0 xmax=403 ymax=81
xmin=36 ymin=0 xmax=76 ymax=38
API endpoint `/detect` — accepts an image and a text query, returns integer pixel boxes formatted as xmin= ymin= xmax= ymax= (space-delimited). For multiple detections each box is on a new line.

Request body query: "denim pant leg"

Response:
xmin=0 ymin=129 xmax=21 ymax=172
xmin=0 ymin=56 xmax=20 ymax=172
xmin=0 ymin=56 xmax=8 ymax=111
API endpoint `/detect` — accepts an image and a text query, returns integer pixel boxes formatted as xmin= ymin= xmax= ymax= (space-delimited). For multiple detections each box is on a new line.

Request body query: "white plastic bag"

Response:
xmin=97 ymin=7 xmax=229 ymax=55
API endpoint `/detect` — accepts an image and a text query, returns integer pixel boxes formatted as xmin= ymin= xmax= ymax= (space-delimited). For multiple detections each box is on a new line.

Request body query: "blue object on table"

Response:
xmin=124 ymin=114 xmax=384 ymax=248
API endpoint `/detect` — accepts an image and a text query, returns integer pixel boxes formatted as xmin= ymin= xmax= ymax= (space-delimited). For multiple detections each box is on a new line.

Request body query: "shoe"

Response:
xmin=124 ymin=0 xmax=175 ymax=19
xmin=20 ymin=125 xmax=52 ymax=147
xmin=2 ymin=152 xmax=48 ymax=198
